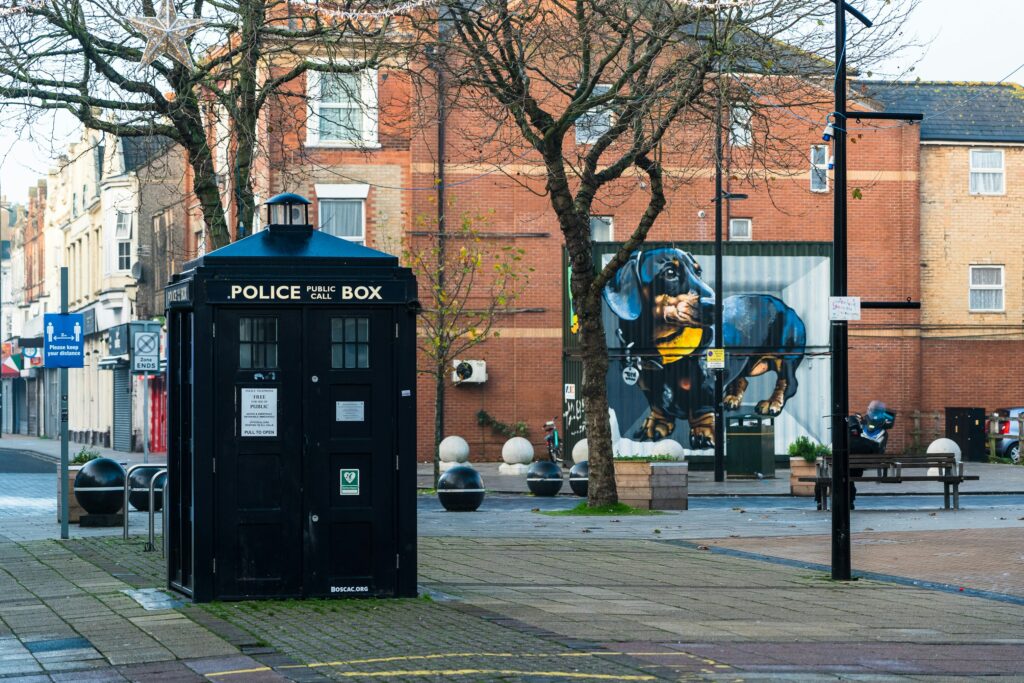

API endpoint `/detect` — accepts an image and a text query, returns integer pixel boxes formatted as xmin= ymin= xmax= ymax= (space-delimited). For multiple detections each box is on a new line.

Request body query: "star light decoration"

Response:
xmin=128 ymin=0 xmax=205 ymax=69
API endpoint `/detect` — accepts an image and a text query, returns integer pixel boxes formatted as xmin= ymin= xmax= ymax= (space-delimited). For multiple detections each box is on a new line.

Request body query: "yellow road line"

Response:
xmin=205 ymin=649 xmax=730 ymax=678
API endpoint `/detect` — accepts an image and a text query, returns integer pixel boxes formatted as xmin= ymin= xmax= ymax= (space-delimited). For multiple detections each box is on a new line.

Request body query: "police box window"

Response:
xmin=332 ymin=318 xmax=369 ymax=369
xmin=240 ymin=317 xmax=279 ymax=369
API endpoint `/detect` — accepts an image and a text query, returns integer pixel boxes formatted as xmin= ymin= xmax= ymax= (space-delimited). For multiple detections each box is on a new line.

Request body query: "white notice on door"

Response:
xmin=241 ymin=388 xmax=278 ymax=437
xmin=336 ymin=401 xmax=365 ymax=422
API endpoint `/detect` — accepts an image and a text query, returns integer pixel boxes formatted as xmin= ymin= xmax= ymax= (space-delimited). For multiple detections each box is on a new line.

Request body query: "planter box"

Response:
xmin=57 ymin=465 xmax=87 ymax=524
xmin=789 ymin=457 xmax=818 ymax=496
xmin=614 ymin=460 xmax=688 ymax=510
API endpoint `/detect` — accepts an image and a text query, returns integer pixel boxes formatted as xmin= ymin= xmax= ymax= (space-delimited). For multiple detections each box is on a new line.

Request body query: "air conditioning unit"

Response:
xmin=452 ymin=359 xmax=487 ymax=385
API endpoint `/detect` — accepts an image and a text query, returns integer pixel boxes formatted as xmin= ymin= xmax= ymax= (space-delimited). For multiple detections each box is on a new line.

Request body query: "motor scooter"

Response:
xmin=841 ymin=401 xmax=895 ymax=509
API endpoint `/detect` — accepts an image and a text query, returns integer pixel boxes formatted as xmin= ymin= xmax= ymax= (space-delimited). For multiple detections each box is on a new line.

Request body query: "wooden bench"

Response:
xmin=798 ymin=453 xmax=979 ymax=510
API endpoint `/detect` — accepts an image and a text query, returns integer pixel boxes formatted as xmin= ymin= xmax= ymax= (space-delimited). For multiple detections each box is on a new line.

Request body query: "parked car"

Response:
xmin=985 ymin=408 xmax=1023 ymax=463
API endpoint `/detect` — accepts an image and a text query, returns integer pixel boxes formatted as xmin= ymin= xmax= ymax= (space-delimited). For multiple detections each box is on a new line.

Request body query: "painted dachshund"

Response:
xmin=604 ymin=247 xmax=806 ymax=448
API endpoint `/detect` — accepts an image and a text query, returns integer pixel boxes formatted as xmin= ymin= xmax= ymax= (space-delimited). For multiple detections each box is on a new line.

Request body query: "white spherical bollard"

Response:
xmin=502 ymin=436 xmax=534 ymax=464
xmin=571 ymin=438 xmax=589 ymax=463
xmin=499 ymin=436 xmax=533 ymax=475
xmin=655 ymin=439 xmax=686 ymax=460
xmin=439 ymin=435 xmax=471 ymax=472
xmin=927 ymin=437 xmax=962 ymax=476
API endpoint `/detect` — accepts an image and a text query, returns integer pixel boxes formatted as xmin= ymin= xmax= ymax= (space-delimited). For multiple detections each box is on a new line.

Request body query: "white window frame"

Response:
xmin=114 ymin=210 xmax=132 ymax=239
xmin=969 ymin=148 xmax=1005 ymax=196
xmin=117 ymin=240 xmax=131 ymax=272
xmin=589 ymin=215 xmax=614 ymax=242
xmin=575 ymin=84 xmax=612 ymax=145
xmin=729 ymin=107 xmax=752 ymax=147
xmin=968 ymin=265 xmax=1004 ymax=312
xmin=316 ymin=185 xmax=369 ymax=244
xmin=729 ymin=217 xmax=752 ymax=241
xmin=305 ymin=68 xmax=379 ymax=148
xmin=810 ymin=145 xmax=829 ymax=193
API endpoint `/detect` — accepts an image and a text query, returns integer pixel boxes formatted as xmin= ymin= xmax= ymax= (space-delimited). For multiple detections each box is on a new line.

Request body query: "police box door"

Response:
xmin=303 ymin=309 xmax=396 ymax=596
xmin=214 ymin=309 xmax=304 ymax=598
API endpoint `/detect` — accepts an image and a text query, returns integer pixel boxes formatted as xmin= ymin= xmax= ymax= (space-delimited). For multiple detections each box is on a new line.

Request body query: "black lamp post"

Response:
xmin=712 ymin=91 xmax=747 ymax=483
xmin=829 ymin=0 xmax=921 ymax=580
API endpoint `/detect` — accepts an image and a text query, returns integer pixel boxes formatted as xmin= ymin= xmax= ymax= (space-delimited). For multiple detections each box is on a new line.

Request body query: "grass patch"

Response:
xmin=538 ymin=502 xmax=663 ymax=516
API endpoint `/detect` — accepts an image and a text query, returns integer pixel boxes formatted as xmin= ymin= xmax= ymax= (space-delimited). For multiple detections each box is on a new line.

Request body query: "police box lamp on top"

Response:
xmin=266 ymin=192 xmax=312 ymax=234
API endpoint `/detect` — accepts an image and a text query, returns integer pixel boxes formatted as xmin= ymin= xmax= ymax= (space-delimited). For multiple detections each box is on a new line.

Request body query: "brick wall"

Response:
xmin=264 ymin=68 xmax=1024 ymax=458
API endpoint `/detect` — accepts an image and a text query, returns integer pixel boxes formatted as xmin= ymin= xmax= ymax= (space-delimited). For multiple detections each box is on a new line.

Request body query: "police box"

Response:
xmin=164 ymin=194 xmax=418 ymax=602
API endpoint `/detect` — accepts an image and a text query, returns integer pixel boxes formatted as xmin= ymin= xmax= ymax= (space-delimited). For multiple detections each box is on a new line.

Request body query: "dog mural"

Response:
xmin=603 ymin=247 xmax=807 ymax=449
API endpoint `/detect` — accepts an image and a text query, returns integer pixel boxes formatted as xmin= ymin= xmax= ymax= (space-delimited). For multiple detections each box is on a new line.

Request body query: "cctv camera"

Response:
xmin=697 ymin=210 xmax=706 ymax=219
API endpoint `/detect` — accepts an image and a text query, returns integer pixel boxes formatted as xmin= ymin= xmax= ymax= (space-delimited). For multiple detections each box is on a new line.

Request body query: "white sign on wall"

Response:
xmin=336 ymin=401 xmax=365 ymax=422
xmin=828 ymin=296 xmax=861 ymax=321
xmin=241 ymin=388 xmax=278 ymax=437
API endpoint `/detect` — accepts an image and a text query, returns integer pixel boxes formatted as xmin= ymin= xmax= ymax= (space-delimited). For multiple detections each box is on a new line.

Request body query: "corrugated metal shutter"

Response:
xmin=112 ymin=366 xmax=132 ymax=451
xmin=26 ymin=380 xmax=38 ymax=435
xmin=565 ymin=241 xmax=833 ymax=459
xmin=44 ymin=369 xmax=59 ymax=437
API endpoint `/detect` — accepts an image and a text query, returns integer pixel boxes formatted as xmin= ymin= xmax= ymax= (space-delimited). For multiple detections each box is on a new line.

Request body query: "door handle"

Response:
xmin=311 ymin=514 xmax=319 ymax=523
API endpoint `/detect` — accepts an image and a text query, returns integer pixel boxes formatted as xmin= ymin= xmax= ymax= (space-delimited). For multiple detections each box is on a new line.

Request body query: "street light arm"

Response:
xmin=829 ymin=0 xmax=872 ymax=28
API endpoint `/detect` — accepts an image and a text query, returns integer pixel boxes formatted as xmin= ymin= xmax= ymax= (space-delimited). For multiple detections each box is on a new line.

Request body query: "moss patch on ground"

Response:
xmin=538 ymin=502 xmax=663 ymax=516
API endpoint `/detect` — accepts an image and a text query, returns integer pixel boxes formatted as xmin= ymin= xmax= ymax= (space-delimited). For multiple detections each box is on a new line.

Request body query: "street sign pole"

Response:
xmin=143 ymin=372 xmax=149 ymax=464
xmin=60 ymin=267 xmax=69 ymax=541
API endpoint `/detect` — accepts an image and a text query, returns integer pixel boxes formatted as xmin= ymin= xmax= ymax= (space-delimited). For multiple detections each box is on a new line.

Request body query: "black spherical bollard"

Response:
xmin=569 ymin=461 xmax=589 ymax=497
xmin=526 ymin=460 xmax=563 ymax=497
xmin=129 ymin=469 xmax=167 ymax=511
xmin=74 ymin=458 xmax=126 ymax=515
xmin=437 ymin=465 xmax=485 ymax=512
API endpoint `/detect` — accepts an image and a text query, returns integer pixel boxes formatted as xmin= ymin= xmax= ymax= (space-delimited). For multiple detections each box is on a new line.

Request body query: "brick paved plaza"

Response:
xmin=0 ymin=444 xmax=1021 ymax=681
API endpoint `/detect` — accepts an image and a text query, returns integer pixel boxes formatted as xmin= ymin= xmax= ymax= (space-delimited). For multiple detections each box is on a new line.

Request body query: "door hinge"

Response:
xmin=395 ymin=322 xmax=399 ymax=339
xmin=212 ymin=322 xmax=215 ymax=338
xmin=212 ymin=458 xmax=216 ymax=474
xmin=395 ymin=454 xmax=399 ymax=471
xmin=212 ymin=558 xmax=216 ymax=573
xmin=396 ymin=553 xmax=400 ymax=569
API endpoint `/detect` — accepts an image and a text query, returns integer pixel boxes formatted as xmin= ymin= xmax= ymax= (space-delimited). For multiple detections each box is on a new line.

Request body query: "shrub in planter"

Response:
xmin=788 ymin=436 xmax=829 ymax=496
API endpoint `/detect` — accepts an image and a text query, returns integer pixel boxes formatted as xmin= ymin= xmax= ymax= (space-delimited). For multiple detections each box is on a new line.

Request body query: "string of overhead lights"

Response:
xmin=0 ymin=0 xmax=44 ymax=19
xmin=0 ymin=0 xmax=754 ymax=21
xmin=286 ymin=0 xmax=439 ymax=21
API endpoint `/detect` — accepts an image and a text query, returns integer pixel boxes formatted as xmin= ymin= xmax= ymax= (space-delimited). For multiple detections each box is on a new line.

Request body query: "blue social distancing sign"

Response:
xmin=43 ymin=313 xmax=85 ymax=368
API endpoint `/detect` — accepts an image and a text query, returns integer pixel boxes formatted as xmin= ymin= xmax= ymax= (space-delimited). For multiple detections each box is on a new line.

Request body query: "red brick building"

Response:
xmin=244 ymin=62 xmax=929 ymax=459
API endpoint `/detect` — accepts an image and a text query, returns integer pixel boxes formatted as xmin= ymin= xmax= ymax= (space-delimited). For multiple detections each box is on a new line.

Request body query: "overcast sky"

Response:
xmin=2 ymin=0 xmax=1024 ymax=204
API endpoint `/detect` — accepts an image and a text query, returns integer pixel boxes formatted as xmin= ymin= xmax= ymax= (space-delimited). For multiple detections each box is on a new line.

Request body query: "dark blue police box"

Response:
xmin=164 ymin=194 xmax=418 ymax=602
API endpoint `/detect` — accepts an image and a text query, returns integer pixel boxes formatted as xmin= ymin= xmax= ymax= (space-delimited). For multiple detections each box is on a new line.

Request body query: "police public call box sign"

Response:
xmin=43 ymin=313 xmax=85 ymax=368
xmin=205 ymin=281 xmax=405 ymax=304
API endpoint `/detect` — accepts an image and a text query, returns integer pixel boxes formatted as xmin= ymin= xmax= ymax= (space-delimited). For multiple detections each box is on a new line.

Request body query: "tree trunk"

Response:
xmin=188 ymin=146 xmax=232 ymax=249
xmin=233 ymin=0 xmax=263 ymax=239
xmin=571 ymin=267 xmax=618 ymax=507
xmin=434 ymin=362 xmax=445 ymax=486
xmin=172 ymin=90 xmax=232 ymax=249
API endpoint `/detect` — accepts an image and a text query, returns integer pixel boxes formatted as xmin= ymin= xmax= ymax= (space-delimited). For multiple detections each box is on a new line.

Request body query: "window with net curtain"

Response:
xmin=969 ymin=265 xmax=1004 ymax=312
xmin=318 ymin=72 xmax=363 ymax=142
xmin=319 ymin=199 xmax=364 ymax=244
xmin=969 ymin=149 xmax=1004 ymax=195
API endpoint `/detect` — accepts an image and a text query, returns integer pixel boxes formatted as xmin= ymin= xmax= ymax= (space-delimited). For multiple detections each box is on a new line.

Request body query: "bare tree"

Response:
xmin=0 ymin=0 xmax=405 ymax=248
xmin=420 ymin=0 xmax=919 ymax=506
xmin=407 ymin=210 xmax=531 ymax=484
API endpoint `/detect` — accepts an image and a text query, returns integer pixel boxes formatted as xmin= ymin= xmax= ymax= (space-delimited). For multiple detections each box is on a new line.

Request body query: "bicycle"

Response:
xmin=543 ymin=418 xmax=563 ymax=466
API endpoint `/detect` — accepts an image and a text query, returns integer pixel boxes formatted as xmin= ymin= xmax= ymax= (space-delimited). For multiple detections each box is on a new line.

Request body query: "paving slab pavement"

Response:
xmin=705 ymin=527 xmax=1024 ymax=598
xmin=0 ymin=525 xmax=1020 ymax=681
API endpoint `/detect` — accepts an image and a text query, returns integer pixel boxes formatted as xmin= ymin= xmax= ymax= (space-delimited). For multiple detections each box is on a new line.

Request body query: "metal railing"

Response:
xmin=144 ymin=468 xmax=168 ymax=553
xmin=123 ymin=464 xmax=166 ymax=540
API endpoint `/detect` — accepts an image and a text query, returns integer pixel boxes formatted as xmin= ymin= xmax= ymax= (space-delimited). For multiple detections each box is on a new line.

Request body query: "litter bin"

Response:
xmin=725 ymin=414 xmax=775 ymax=478
xmin=164 ymin=193 xmax=419 ymax=602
